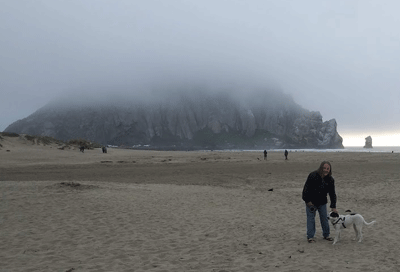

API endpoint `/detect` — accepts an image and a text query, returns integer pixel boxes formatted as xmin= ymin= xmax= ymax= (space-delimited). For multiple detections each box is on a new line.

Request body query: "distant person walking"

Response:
xmin=284 ymin=149 xmax=288 ymax=160
xmin=263 ymin=150 xmax=267 ymax=160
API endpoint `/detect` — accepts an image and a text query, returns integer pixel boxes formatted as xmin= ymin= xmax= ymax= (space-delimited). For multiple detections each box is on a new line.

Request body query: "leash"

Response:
xmin=333 ymin=217 xmax=346 ymax=228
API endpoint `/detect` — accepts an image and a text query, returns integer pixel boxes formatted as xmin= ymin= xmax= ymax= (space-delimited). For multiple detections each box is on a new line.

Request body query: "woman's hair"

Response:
xmin=317 ymin=161 xmax=332 ymax=177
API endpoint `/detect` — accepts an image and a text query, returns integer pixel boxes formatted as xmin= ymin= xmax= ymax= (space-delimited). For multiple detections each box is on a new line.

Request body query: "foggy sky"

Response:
xmin=1 ymin=0 xmax=399 ymax=145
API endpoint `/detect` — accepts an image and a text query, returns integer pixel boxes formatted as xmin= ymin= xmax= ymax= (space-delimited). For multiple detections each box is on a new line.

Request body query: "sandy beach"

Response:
xmin=1 ymin=135 xmax=400 ymax=272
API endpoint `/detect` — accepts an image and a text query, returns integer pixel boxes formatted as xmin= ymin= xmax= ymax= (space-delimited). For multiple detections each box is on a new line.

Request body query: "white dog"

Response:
xmin=327 ymin=211 xmax=376 ymax=245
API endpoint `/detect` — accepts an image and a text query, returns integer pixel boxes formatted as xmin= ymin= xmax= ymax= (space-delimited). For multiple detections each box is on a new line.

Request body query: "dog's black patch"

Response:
xmin=330 ymin=212 xmax=339 ymax=218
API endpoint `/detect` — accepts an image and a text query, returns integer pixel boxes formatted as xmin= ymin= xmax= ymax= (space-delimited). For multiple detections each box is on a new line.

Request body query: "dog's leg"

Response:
xmin=333 ymin=227 xmax=341 ymax=245
xmin=353 ymin=224 xmax=358 ymax=241
xmin=356 ymin=225 xmax=363 ymax=242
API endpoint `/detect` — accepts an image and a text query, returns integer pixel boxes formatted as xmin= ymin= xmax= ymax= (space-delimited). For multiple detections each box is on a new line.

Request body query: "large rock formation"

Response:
xmin=4 ymin=89 xmax=344 ymax=150
xmin=289 ymin=112 xmax=343 ymax=149
xmin=364 ymin=136 xmax=373 ymax=148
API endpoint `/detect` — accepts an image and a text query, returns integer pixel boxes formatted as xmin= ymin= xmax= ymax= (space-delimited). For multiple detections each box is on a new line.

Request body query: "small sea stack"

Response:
xmin=364 ymin=136 xmax=373 ymax=148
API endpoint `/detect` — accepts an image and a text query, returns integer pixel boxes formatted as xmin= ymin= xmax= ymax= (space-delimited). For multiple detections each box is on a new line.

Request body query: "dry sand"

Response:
xmin=1 ymin=135 xmax=400 ymax=272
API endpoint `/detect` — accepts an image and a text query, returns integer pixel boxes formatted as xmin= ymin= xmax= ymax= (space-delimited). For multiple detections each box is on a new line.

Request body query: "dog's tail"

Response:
xmin=364 ymin=220 xmax=376 ymax=226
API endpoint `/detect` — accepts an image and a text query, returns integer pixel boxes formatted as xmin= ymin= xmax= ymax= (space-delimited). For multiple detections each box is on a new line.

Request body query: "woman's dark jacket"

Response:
xmin=302 ymin=171 xmax=337 ymax=208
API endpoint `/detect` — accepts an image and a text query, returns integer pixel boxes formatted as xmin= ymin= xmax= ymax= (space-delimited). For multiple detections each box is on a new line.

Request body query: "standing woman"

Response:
xmin=302 ymin=161 xmax=338 ymax=243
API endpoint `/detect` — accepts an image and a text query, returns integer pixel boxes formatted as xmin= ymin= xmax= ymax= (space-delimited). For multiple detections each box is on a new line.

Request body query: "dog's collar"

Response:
xmin=333 ymin=217 xmax=346 ymax=228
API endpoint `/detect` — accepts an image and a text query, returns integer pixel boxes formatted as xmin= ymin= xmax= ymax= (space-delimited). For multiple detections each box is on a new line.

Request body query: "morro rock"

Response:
xmin=4 ymin=89 xmax=344 ymax=150
xmin=364 ymin=136 xmax=373 ymax=148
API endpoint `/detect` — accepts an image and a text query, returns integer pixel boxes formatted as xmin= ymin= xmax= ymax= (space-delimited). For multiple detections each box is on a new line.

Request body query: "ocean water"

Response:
xmin=265 ymin=146 xmax=400 ymax=153
xmin=342 ymin=146 xmax=400 ymax=153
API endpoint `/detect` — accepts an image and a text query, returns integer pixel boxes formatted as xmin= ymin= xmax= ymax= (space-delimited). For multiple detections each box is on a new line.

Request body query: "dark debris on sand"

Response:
xmin=47 ymin=182 xmax=99 ymax=190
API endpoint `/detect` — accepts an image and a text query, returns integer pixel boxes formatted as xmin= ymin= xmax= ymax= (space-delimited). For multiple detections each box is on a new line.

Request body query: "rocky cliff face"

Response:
xmin=4 ymin=90 xmax=344 ymax=149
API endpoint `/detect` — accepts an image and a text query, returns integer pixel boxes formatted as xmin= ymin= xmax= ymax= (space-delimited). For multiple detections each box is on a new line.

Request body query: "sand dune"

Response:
xmin=1 ymin=135 xmax=400 ymax=271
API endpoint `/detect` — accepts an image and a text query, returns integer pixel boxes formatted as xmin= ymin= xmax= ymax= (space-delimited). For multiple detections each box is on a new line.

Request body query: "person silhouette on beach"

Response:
xmin=263 ymin=150 xmax=267 ymax=160
xmin=284 ymin=149 xmax=288 ymax=160
xmin=302 ymin=161 xmax=338 ymax=243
